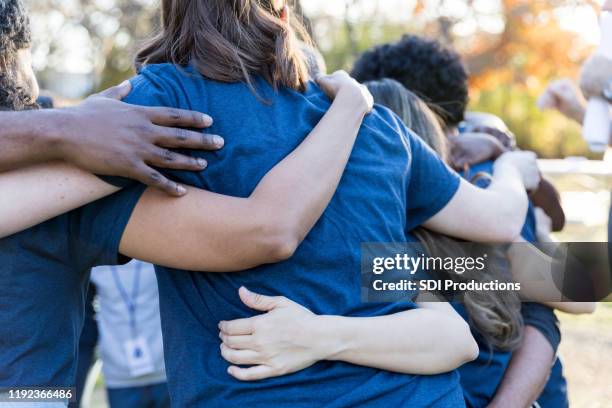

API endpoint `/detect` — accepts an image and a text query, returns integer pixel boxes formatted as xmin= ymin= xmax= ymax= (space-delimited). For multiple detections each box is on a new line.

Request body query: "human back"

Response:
xmin=123 ymin=0 xmax=464 ymax=406
xmin=125 ymin=62 xmax=464 ymax=407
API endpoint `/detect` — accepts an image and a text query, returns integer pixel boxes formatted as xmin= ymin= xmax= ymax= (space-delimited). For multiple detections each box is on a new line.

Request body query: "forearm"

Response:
xmin=489 ymin=326 xmax=554 ymax=408
xmin=424 ymin=173 xmax=528 ymax=243
xmin=0 ymin=162 xmax=118 ymax=238
xmin=311 ymin=304 xmax=478 ymax=375
xmin=487 ymin=163 xmax=529 ymax=238
xmin=0 ymin=110 xmax=64 ymax=171
xmin=249 ymin=88 xmax=367 ymax=244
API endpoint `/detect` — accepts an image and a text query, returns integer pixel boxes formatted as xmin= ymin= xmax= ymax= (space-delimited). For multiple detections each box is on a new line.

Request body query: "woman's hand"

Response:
xmin=449 ymin=132 xmax=507 ymax=170
xmin=316 ymin=70 xmax=374 ymax=114
xmin=494 ymin=151 xmax=541 ymax=192
xmin=218 ymin=287 xmax=323 ymax=381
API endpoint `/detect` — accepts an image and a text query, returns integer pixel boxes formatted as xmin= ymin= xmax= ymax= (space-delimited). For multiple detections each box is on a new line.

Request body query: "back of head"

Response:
xmin=0 ymin=0 xmax=37 ymax=111
xmin=365 ymin=78 xmax=448 ymax=162
xmin=352 ymin=35 xmax=469 ymax=129
xmin=136 ymin=0 xmax=312 ymax=93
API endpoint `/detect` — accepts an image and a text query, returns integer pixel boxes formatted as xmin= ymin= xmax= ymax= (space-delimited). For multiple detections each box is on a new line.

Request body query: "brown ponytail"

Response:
xmin=136 ymin=0 xmax=312 ymax=93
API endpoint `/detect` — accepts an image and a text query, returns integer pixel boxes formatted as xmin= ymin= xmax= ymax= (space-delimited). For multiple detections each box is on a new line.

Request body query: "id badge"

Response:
xmin=124 ymin=336 xmax=156 ymax=377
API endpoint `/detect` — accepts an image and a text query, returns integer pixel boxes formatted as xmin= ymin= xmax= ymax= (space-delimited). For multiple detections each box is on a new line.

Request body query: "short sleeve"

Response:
xmin=69 ymin=184 xmax=147 ymax=267
xmin=96 ymin=175 xmax=135 ymax=188
xmin=521 ymin=302 xmax=561 ymax=352
xmin=404 ymin=127 xmax=461 ymax=231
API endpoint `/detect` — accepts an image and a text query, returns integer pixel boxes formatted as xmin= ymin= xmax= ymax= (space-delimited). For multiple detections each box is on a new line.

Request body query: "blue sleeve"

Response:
xmin=69 ymin=184 xmax=147 ymax=267
xmin=96 ymin=175 xmax=135 ymax=188
xmin=404 ymin=127 xmax=461 ymax=231
xmin=521 ymin=302 xmax=561 ymax=352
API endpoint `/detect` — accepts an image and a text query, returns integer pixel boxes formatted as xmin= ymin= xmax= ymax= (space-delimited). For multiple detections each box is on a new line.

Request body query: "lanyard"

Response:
xmin=110 ymin=262 xmax=142 ymax=338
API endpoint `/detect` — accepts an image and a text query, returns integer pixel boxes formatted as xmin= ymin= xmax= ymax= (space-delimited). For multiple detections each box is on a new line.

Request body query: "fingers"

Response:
xmin=96 ymin=80 xmax=132 ymax=100
xmin=239 ymin=286 xmax=284 ymax=312
xmin=131 ymin=164 xmax=187 ymax=197
xmin=145 ymin=147 xmax=208 ymax=171
xmin=144 ymin=106 xmax=213 ymax=129
xmin=219 ymin=333 xmax=253 ymax=350
xmin=227 ymin=365 xmax=275 ymax=382
xmin=153 ymin=126 xmax=224 ymax=150
xmin=218 ymin=317 xmax=256 ymax=336
xmin=220 ymin=343 xmax=260 ymax=365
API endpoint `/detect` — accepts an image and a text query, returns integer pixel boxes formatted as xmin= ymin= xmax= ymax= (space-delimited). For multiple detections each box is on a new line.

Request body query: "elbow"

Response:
xmin=268 ymin=234 xmax=299 ymax=262
xmin=258 ymin=221 xmax=300 ymax=263
xmin=457 ymin=321 xmax=479 ymax=364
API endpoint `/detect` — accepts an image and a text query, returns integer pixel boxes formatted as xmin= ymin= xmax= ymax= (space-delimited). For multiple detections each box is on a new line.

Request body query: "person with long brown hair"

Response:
xmin=99 ymin=0 xmax=550 ymax=406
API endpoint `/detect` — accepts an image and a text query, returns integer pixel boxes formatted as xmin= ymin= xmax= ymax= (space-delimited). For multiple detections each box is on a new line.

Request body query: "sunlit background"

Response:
xmin=27 ymin=1 xmax=612 ymax=407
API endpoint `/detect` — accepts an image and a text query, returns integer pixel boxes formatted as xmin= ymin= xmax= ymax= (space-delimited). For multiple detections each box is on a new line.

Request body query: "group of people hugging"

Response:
xmin=0 ymin=0 xmax=604 ymax=407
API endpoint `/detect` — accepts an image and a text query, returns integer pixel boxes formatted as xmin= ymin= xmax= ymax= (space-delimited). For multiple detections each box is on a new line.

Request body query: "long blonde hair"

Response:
xmin=366 ymin=78 xmax=523 ymax=351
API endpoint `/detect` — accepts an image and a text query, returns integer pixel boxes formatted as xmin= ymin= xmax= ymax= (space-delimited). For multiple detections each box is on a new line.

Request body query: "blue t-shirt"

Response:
xmin=457 ymin=160 xmax=563 ymax=407
xmin=122 ymin=63 xmax=463 ymax=408
xmin=0 ymin=187 xmax=145 ymax=387
xmin=536 ymin=358 xmax=568 ymax=408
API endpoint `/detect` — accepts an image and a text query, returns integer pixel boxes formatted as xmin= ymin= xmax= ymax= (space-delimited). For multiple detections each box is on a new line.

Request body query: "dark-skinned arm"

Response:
xmin=0 ymin=81 xmax=222 ymax=196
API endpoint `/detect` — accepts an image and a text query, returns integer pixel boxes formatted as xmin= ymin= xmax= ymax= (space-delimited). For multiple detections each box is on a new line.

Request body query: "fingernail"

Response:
xmin=177 ymin=185 xmax=187 ymax=195
xmin=120 ymin=80 xmax=130 ymax=87
xmin=214 ymin=136 xmax=224 ymax=147
xmin=197 ymin=158 xmax=208 ymax=169
xmin=202 ymin=114 xmax=213 ymax=126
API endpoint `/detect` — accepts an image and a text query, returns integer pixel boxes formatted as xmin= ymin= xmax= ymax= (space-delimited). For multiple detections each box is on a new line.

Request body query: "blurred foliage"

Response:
xmin=29 ymin=0 xmax=605 ymax=159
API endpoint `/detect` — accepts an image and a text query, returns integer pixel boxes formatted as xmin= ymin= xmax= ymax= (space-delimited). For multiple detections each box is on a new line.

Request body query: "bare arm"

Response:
xmin=423 ymin=152 xmax=535 ymax=243
xmin=0 ymin=163 xmax=118 ymax=237
xmin=488 ymin=326 xmax=555 ymax=408
xmin=507 ymin=239 xmax=601 ymax=313
xmin=218 ymin=288 xmax=478 ymax=381
xmin=0 ymin=82 xmax=220 ymax=196
xmin=120 ymin=72 xmax=372 ymax=271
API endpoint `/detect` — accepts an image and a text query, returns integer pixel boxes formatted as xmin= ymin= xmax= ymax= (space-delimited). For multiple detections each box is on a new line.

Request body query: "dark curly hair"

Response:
xmin=352 ymin=35 xmax=469 ymax=128
xmin=0 ymin=0 xmax=36 ymax=111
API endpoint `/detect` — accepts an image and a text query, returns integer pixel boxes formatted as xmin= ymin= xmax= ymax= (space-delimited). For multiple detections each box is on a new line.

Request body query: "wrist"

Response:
xmin=336 ymin=86 xmax=370 ymax=117
xmin=42 ymin=108 xmax=78 ymax=161
xmin=307 ymin=315 xmax=349 ymax=361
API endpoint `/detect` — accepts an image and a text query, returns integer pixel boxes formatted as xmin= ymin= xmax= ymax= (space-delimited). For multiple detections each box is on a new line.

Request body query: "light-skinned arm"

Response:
xmin=119 ymin=72 xmax=372 ymax=270
xmin=218 ymin=287 xmax=478 ymax=381
xmin=423 ymin=151 xmax=536 ymax=243
xmin=488 ymin=326 xmax=555 ymax=408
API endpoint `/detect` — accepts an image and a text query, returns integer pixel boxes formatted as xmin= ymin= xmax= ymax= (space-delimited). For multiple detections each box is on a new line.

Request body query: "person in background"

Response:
xmin=351 ymin=35 xmax=571 ymax=407
xmin=351 ymin=34 xmax=566 ymax=231
xmin=89 ymin=261 xmax=169 ymax=408
xmin=539 ymin=67 xmax=612 ymax=261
